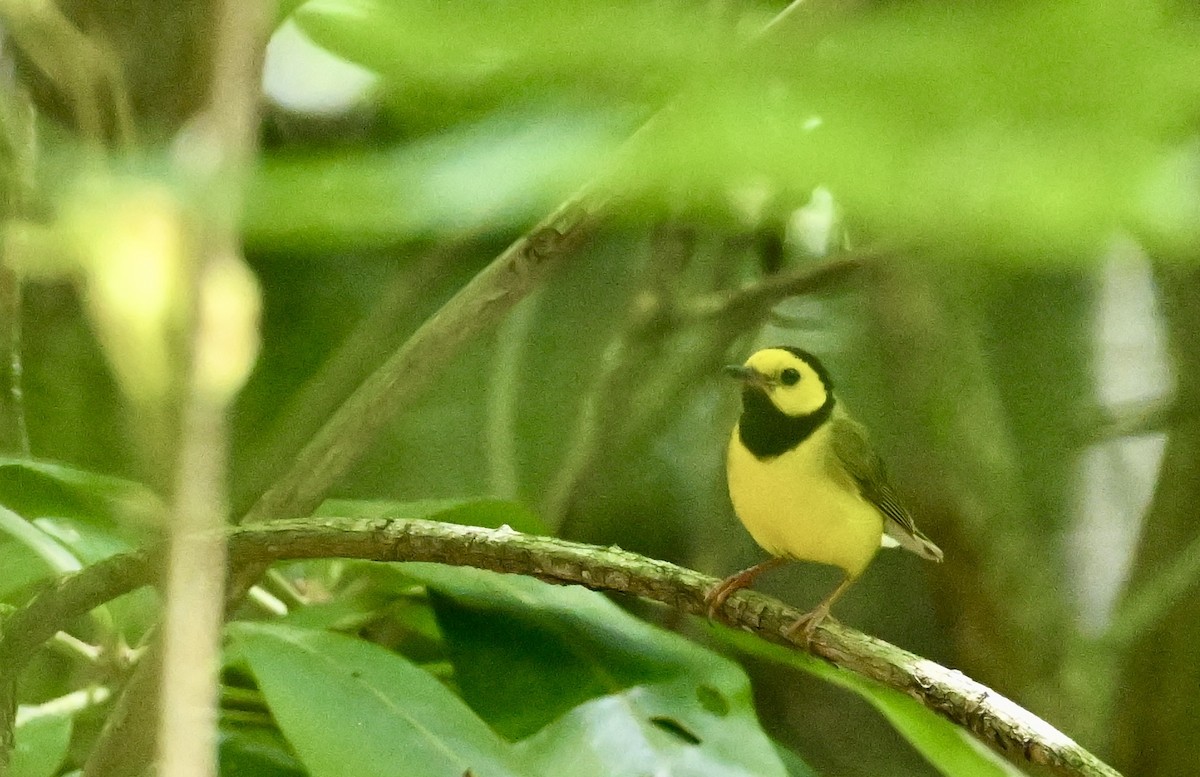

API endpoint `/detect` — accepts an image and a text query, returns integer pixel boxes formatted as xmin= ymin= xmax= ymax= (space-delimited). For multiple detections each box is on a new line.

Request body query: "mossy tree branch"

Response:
xmin=0 ymin=517 xmax=1119 ymax=777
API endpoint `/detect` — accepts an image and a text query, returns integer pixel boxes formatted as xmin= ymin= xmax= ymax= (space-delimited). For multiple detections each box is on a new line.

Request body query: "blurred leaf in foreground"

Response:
xmin=10 ymin=705 xmax=72 ymax=777
xmin=230 ymin=622 xmax=527 ymax=777
xmin=267 ymin=0 xmax=1200 ymax=258
xmin=714 ymin=628 xmax=1027 ymax=777
xmin=410 ymin=564 xmax=787 ymax=776
xmin=245 ymin=109 xmax=623 ymax=251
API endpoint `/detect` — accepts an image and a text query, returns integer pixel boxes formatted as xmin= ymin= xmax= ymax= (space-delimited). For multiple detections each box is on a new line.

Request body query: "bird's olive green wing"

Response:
xmin=828 ymin=416 xmax=916 ymax=533
xmin=828 ymin=416 xmax=943 ymax=561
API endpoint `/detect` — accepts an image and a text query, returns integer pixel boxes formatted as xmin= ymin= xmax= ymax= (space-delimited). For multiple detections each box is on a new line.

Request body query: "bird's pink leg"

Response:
xmin=785 ymin=573 xmax=857 ymax=644
xmin=705 ymin=557 xmax=787 ymax=618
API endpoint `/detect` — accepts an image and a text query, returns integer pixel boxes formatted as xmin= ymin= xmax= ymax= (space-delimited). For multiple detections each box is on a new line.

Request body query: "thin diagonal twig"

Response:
xmin=241 ymin=194 xmax=600 ymax=526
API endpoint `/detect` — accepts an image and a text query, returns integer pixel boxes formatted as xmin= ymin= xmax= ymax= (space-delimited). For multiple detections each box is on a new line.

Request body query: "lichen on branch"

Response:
xmin=0 ymin=517 xmax=1120 ymax=777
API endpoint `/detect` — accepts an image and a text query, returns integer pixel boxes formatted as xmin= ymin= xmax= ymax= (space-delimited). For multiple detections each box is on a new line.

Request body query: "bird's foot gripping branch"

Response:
xmin=718 ymin=346 xmax=944 ymax=638
xmin=0 ymin=511 xmax=1120 ymax=777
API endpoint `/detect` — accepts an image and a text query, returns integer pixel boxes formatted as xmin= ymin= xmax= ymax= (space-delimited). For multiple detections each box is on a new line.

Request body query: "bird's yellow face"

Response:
xmin=731 ymin=348 xmax=830 ymax=418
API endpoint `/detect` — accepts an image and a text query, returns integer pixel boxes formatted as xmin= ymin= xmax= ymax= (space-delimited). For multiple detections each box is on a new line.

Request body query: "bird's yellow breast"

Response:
xmin=727 ymin=422 xmax=883 ymax=577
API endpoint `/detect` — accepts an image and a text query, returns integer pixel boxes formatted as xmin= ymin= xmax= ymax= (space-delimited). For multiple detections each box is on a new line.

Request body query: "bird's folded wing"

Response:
xmin=828 ymin=416 xmax=944 ymax=561
xmin=828 ymin=415 xmax=917 ymax=536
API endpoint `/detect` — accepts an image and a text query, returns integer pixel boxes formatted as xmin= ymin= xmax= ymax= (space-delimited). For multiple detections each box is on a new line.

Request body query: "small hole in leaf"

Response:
xmin=696 ymin=685 xmax=729 ymax=717
xmin=649 ymin=716 xmax=701 ymax=745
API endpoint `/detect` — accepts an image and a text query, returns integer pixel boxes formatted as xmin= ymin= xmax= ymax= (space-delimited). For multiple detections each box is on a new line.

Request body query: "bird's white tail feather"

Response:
xmin=883 ymin=524 xmax=944 ymax=562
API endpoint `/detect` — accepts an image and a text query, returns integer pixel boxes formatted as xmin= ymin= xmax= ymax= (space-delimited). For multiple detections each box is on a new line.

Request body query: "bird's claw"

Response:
xmin=784 ymin=607 xmax=834 ymax=646
xmin=703 ymin=580 xmax=737 ymax=620
xmin=705 ymin=559 xmax=787 ymax=620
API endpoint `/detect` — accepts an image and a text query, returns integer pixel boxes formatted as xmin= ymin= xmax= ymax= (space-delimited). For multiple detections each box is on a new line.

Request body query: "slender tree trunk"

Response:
xmin=1111 ymin=265 xmax=1200 ymax=777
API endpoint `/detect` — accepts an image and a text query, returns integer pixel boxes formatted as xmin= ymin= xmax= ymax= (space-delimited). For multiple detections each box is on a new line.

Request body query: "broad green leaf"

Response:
xmin=0 ymin=458 xmax=162 ymax=531
xmin=219 ymin=724 xmax=307 ymax=777
xmin=277 ymin=573 xmax=445 ymax=662
xmin=279 ymin=0 xmax=1200 ymax=257
xmin=32 ymin=516 xmax=134 ymax=564
xmin=715 ymin=628 xmax=1025 ymax=777
xmin=278 ymin=584 xmax=395 ymax=631
xmin=773 ymin=741 xmax=820 ymax=777
xmin=229 ymin=622 xmax=527 ymax=777
xmin=0 ymin=460 xmax=159 ymax=616
xmin=0 ymin=461 xmax=161 ymax=632
xmin=28 ymin=514 xmax=158 ymax=639
xmin=275 ymin=0 xmax=311 ymax=26
xmin=409 ymin=564 xmax=786 ymax=776
xmin=0 ymin=538 xmax=58 ymax=600
xmin=0 ymin=505 xmax=81 ymax=576
xmin=245 ymin=113 xmax=618 ymax=251
xmin=512 ymin=678 xmax=783 ymax=777
xmin=294 ymin=0 xmax=740 ymax=115
xmin=10 ymin=709 xmax=72 ymax=777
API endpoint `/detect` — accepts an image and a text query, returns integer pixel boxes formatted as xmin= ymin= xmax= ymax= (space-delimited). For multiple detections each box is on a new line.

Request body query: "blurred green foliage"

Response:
xmin=0 ymin=0 xmax=1197 ymax=775
xmin=246 ymin=0 xmax=1200 ymax=257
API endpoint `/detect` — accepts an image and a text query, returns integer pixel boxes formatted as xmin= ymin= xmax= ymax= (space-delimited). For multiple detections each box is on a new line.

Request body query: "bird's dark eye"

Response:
xmin=780 ymin=368 xmax=801 ymax=386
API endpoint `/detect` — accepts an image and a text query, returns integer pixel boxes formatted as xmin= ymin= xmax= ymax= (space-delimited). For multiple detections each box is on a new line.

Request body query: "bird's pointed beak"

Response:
xmin=724 ymin=364 xmax=768 ymax=388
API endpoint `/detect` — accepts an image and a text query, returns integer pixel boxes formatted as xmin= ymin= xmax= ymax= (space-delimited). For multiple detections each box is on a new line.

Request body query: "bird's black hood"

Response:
xmin=737 ymin=384 xmax=835 ymax=459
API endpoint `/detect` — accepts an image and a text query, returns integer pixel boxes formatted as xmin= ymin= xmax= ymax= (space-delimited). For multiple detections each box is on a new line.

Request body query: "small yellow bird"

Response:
xmin=709 ymin=346 xmax=942 ymax=640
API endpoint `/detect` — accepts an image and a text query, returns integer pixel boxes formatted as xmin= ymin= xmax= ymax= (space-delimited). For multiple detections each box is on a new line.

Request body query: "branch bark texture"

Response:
xmin=0 ymin=517 xmax=1119 ymax=777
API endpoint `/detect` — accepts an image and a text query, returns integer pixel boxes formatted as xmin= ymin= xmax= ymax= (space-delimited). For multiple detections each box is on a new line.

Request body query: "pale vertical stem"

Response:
xmin=0 ymin=81 xmax=36 ymax=458
xmin=486 ymin=292 xmax=540 ymax=499
xmin=156 ymin=0 xmax=273 ymax=775
xmin=0 ymin=267 xmax=28 ymax=456
xmin=157 ymin=351 xmax=229 ymax=777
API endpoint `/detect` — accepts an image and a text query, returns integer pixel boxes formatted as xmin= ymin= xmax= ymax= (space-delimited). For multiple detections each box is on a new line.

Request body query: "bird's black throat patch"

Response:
xmin=738 ymin=386 xmax=835 ymax=459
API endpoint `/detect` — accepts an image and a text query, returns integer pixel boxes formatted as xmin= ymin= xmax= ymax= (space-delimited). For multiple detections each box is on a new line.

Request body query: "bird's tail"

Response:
xmin=883 ymin=525 xmax=944 ymax=562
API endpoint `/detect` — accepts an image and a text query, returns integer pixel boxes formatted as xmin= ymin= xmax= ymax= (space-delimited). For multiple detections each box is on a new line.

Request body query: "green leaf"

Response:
xmin=0 ymin=458 xmax=162 ymax=531
xmin=278 ymin=584 xmax=394 ymax=632
xmin=281 ymin=0 xmax=1200 ymax=257
xmin=275 ymin=0 xmax=312 ymax=26
xmin=0 ymin=461 xmax=160 ymax=633
xmin=277 ymin=570 xmax=445 ymax=661
xmin=219 ymin=724 xmax=307 ymax=777
xmin=0 ymin=505 xmax=81 ymax=576
xmin=0 ymin=509 xmax=158 ymax=639
xmin=714 ymin=628 xmax=1026 ymax=777
xmin=229 ymin=621 xmax=527 ymax=777
xmin=10 ymin=709 xmax=73 ymax=777
xmin=0 ymin=504 xmax=156 ymax=641
xmin=773 ymin=740 xmax=820 ymax=777
xmin=512 ymin=676 xmax=782 ymax=777
xmin=31 ymin=516 xmax=134 ymax=564
xmin=245 ymin=113 xmax=618 ymax=251
xmin=294 ymin=0 xmax=736 ymax=115
xmin=0 ymin=539 xmax=55 ymax=600
xmin=34 ymin=514 xmax=158 ymax=639
xmin=408 ymin=564 xmax=786 ymax=776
